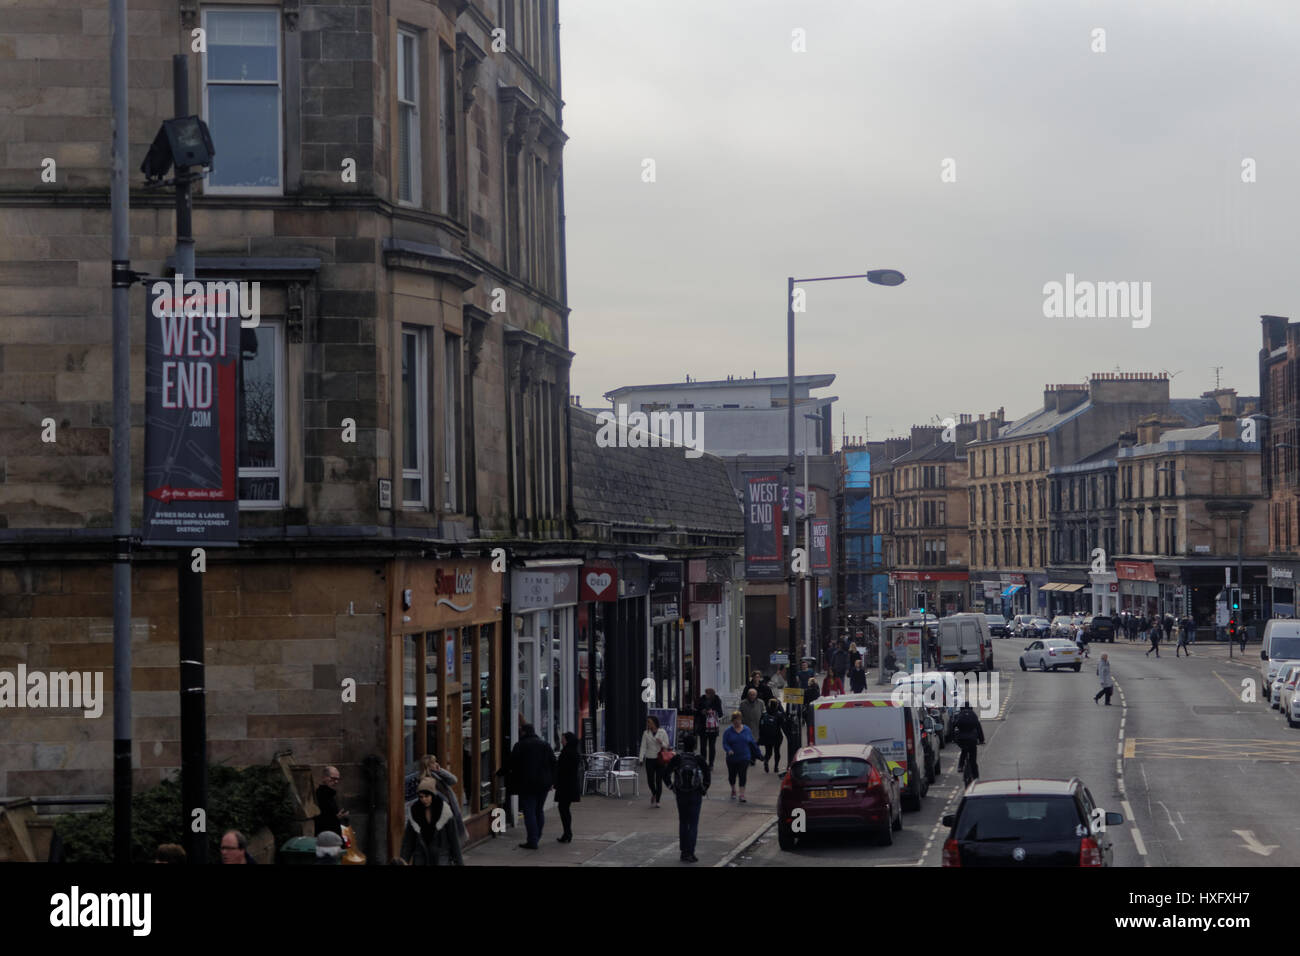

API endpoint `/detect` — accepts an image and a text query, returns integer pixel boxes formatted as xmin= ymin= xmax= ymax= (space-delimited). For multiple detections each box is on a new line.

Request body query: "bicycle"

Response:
xmin=961 ymin=741 xmax=980 ymax=787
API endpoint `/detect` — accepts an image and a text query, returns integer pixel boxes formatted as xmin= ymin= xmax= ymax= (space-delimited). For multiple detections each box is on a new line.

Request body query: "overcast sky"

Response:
xmin=558 ymin=0 xmax=1300 ymax=444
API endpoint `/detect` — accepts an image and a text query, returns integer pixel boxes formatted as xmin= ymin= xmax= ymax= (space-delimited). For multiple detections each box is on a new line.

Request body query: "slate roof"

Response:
xmin=998 ymin=395 xmax=1223 ymax=440
xmin=569 ymin=407 xmax=744 ymax=535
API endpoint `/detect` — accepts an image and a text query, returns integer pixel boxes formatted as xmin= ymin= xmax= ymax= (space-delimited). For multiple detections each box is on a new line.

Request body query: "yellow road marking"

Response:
xmin=1124 ymin=738 xmax=1135 ymax=758
xmin=1125 ymin=737 xmax=1300 ymax=761
xmin=1211 ymin=670 xmax=1244 ymax=702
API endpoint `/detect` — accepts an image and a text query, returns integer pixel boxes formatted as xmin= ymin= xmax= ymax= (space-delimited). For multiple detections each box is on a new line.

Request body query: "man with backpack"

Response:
xmin=664 ymin=733 xmax=711 ymax=863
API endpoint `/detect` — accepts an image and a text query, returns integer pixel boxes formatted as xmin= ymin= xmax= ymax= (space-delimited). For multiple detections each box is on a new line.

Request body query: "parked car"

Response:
xmin=1277 ymin=664 xmax=1300 ymax=718
xmin=811 ymin=693 xmax=929 ymax=810
xmin=891 ymin=670 xmax=964 ymax=744
xmin=1010 ymin=614 xmax=1037 ymax=638
xmin=778 ymin=744 xmax=904 ymax=849
xmin=1050 ymin=616 xmax=1076 ymax=639
xmin=1272 ymin=662 xmax=1300 ymax=710
xmin=1019 ymin=638 xmax=1082 ymax=672
xmin=942 ymin=777 xmax=1123 ymax=867
xmin=1029 ymin=617 xmax=1053 ymax=638
xmin=984 ymin=614 xmax=1010 ymax=639
xmin=1261 ymin=620 xmax=1300 ymax=699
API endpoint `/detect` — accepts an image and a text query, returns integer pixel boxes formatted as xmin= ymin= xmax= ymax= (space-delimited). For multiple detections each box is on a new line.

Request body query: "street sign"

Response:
xmin=143 ymin=282 xmax=240 ymax=546
xmin=769 ymin=652 xmax=790 ymax=666
xmin=782 ymin=688 xmax=804 ymax=706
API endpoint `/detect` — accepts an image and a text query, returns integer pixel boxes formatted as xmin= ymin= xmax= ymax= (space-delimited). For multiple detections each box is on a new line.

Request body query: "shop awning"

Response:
xmin=1001 ymin=585 xmax=1023 ymax=597
xmin=633 ymin=552 xmax=669 ymax=562
xmin=1041 ymin=583 xmax=1064 ymax=592
xmin=522 ymin=558 xmax=582 ymax=568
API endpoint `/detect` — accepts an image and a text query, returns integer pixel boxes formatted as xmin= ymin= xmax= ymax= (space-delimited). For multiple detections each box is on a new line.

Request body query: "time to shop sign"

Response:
xmin=142 ymin=282 xmax=241 ymax=546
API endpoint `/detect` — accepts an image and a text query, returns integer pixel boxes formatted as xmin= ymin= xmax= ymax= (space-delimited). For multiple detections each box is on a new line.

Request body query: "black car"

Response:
xmin=1088 ymin=616 xmax=1117 ymax=643
xmin=983 ymin=614 xmax=1009 ymax=639
xmin=941 ymin=777 xmax=1123 ymax=867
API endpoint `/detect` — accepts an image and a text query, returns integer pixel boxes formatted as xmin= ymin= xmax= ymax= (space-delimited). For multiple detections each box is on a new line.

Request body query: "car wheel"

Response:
xmin=902 ymin=790 xmax=921 ymax=812
xmin=1039 ymin=658 xmax=1049 ymax=672
xmin=892 ymin=804 xmax=903 ymax=831
xmin=1288 ymin=711 xmax=1296 ymax=729
xmin=877 ymin=820 xmax=894 ymax=846
xmin=1019 ymin=658 xmax=1028 ymax=671
xmin=1073 ymin=663 xmax=1082 ymax=672
xmin=778 ymin=821 xmax=796 ymax=851
xmin=934 ymin=754 xmax=941 ymax=775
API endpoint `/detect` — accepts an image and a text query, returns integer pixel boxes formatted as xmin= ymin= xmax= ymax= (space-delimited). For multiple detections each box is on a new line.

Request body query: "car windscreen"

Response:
xmin=792 ymin=757 xmax=869 ymax=782
xmin=955 ymin=796 xmax=1083 ymax=842
xmin=1272 ymin=637 xmax=1300 ymax=660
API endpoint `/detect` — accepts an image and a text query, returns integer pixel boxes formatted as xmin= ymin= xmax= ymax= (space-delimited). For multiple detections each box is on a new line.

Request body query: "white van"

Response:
xmin=811 ymin=693 xmax=928 ymax=809
xmin=1261 ymin=620 xmax=1300 ymax=698
xmin=936 ymin=613 xmax=993 ymax=672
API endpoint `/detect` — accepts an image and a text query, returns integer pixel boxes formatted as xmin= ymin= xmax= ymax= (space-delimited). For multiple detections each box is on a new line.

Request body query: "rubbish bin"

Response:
xmin=279 ymin=835 xmax=317 ymax=864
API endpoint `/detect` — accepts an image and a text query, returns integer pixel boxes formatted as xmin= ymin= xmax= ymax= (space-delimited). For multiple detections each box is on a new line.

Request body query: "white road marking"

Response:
xmin=1131 ymin=827 xmax=1148 ymax=855
xmin=1233 ymin=829 xmax=1278 ymax=856
xmin=1155 ymin=800 xmax=1183 ymax=841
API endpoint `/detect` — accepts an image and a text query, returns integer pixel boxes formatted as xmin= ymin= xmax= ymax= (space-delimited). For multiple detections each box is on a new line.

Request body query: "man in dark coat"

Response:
xmin=314 ymin=765 xmax=346 ymax=837
xmin=848 ymin=659 xmax=868 ymax=693
xmin=830 ymin=641 xmax=849 ymax=682
xmin=554 ymin=731 xmax=582 ymax=843
xmin=664 ymin=733 xmax=710 ymax=863
xmin=504 ymin=723 xmax=556 ymax=849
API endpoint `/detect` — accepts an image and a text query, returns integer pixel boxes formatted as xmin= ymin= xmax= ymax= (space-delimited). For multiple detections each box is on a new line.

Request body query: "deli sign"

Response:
xmin=434 ymin=567 xmax=475 ymax=613
xmin=581 ymin=563 xmax=618 ymax=603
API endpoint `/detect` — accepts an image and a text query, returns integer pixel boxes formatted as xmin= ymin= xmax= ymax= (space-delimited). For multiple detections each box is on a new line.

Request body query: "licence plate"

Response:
xmin=808 ymin=789 xmax=848 ymax=799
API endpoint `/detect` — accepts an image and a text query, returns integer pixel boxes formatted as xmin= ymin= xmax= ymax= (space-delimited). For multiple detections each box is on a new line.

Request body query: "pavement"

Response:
xmin=464 ymin=742 xmax=790 ymax=867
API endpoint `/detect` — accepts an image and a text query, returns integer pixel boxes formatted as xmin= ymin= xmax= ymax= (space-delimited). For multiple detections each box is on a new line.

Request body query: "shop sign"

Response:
xmin=692 ymin=583 xmax=722 ymax=604
xmin=581 ymin=564 xmax=618 ymax=602
xmin=434 ymin=567 xmax=475 ymax=612
xmin=512 ymin=567 xmax=579 ymax=610
xmin=648 ymin=561 xmax=683 ymax=595
xmin=1115 ymin=561 xmax=1156 ymax=582
xmin=1271 ymin=566 xmax=1294 ymax=585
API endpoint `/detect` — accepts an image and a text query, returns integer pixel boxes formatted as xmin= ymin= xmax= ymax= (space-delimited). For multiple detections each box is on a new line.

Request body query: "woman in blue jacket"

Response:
xmin=722 ymin=710 xmax=760 ymax=802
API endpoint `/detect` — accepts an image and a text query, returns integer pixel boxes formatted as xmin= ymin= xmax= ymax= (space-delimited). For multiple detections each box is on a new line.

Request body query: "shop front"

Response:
xmin=687 ymin=557 xmax=732 ymax=701
xmin=509 ymin=562 xmax=580 ymax=753
xmin=1271 ymin=565 xmax=1296 ymax=619
xmin=648 ymin=558 xmax=687 ymax=713
xmin=894 ymin=570 xmax=968 ymax=616
xmin=1116 ymin=560 xmax=1157 ymax=617
xmin=576 ymin=558 xmax=650 ymax=757
xmin=388 ymin=557 xmax=503 ymax=853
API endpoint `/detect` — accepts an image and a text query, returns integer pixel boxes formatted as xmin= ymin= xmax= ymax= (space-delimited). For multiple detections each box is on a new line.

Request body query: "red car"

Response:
xmin=777 ymin=744 xmax=905 ymax=850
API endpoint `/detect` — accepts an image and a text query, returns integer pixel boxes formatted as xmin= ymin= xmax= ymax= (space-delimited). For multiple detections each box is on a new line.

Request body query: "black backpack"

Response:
xmin=673 ymin=753 xmax=704 ymax=793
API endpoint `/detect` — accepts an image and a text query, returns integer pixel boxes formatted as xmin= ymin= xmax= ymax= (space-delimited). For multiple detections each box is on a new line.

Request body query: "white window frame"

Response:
xmin=402 ymin=327 xmax=429 ymax=509
xmin=443 ymin=333 xmax=461 ymax=513
xmin=397 ymin=28 xmax=421 ymax=206
xmin=438 ymin=41 xmax=456 ymax=215
xmin=238 ymin=320 xmax=285 ymax=509
xmin=201 ymin=6 xmax=284 ymax=196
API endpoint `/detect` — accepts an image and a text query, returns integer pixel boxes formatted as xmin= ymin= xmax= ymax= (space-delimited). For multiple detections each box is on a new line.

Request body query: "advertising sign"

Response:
xmin=648 ymin=561 xmax=683 ymax=595
xmin=744 ymin=472 xmax=784 ymax=580
xmin=811 ymin=518 xmax=831 ymax=572
xmin=890 ymin=626 xmax=924 ymax=672
xmin=143 ymin=282 xmax=240 ymax=545
xmin=581 ymin=563 xmax=618 ymax=602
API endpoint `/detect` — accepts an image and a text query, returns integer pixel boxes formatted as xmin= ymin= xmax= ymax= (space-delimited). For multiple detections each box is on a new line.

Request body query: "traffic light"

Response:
xmin=1231 ymin=588 xmax=1241 ymax=611
xmin=1227 ymin=616 xmax=1238 ymax=639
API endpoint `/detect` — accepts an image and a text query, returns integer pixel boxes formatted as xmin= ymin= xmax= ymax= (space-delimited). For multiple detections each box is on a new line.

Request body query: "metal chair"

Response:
xmin=582 ymin=752 xmax=614 ymax=796
xmin=608 ymin=756 xmax=641 ymax=798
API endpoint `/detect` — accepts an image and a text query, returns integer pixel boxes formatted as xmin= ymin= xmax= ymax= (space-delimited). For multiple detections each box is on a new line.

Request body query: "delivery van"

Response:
xmin=1261 ymin=619 xmax=1300 ymax=698
xmin=936 ymin=613 xmax=993 ymax=672
xmin=811 ymin=693 xmax=929 ymax=810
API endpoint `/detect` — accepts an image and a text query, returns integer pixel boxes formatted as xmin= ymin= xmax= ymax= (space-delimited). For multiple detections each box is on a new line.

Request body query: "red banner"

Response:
xmin=1115 ymin=560 xmax=1156 ymax=582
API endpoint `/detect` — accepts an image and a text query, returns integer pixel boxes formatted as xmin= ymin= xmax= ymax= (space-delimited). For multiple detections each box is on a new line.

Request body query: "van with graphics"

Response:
xmin=936 ymin=613 xmax=993 ymax=672
xmin=1261 ymin=619 xmax=1300 ymax=699
xmin=810 ymin=693 xmax=928 ymax=810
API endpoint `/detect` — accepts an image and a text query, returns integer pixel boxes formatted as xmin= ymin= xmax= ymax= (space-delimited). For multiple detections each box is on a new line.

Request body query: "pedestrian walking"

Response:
xmin=502 ymin=722 xmax=556 ymax=849
xmin=831 ymin=640 xmax=849 ymax=682
xmin=313 ymin=765 xmax=347 ymax=837
xmin=638 ymin=715 xmax=671 ymax=808
xmin=555 ymin=731 xmax=582 ymax=843
xmin=400 ymin=776 xmax=464 ymax=865
xmin=848 ymin=658 xmax=868 ymax=693
xmin=781 ymin=702 xmax=802 ymax=774
xmin=795 ymin=658 xmax=816 ymax=688
xmin=744 ymin=670 xmax=765 ymax=700
xmin=1176 ymin=621 xmax=1192 ymax=657
xmin=848 ymin=642 xmax=861 ymax=671
xmin=739 ymin=687 xmax=764 ymax=741
xmin=770 ymin=664 xmax=788 ymax=694
xmin=722 ymin=710 xmax=761 ymax=802
xmin=1163 ymin=614 xmax=1174 ymax=645
xmin=404 ymin=754 xmax=469 ymax=845
xmin=803 ymin=676 xmax=820 ymax=744
xmin=759 ymin=698 xmax=787 ymax=773
xmin=695 ymin=688 xmax=724 ymax=769
xmin=1146 ymin=624 xmax=1161 ymax=657
xmin=1094 ymin=653 xmax=1114 ymax=705
xmin=664 ymin=732 xmax=710 ymax=863
xmin=821 ymin=671 xmax=844 ymax=696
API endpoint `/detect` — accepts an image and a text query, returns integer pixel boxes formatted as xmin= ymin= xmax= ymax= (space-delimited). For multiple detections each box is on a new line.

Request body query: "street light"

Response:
xmin=786 ymin=269 xmax=905 ymax=686
xmin=803 ymin=412 xmax=823 ymax=664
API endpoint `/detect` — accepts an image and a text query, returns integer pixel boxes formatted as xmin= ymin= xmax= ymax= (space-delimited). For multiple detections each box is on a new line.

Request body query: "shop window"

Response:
xmin=402 ymin=631 xmax=441 ymax=790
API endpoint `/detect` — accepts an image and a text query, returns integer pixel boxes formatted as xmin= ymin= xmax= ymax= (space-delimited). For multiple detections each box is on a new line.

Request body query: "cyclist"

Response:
xmin=953 ymin=702 xmax=985 ymax=784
